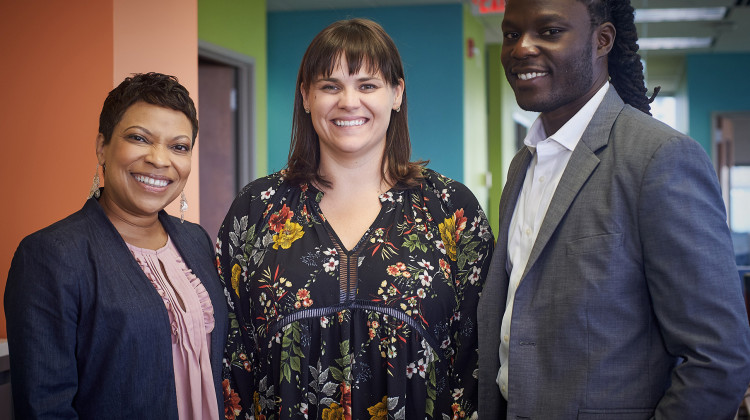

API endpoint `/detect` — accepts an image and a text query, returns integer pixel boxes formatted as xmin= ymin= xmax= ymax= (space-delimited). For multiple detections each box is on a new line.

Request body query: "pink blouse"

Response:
xmin=128 ymin=237 xmax=219 ymax=420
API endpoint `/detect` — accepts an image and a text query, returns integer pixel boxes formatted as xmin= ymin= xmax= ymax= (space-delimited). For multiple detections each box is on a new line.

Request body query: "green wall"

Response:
xmin=198 ymin=0 xmax=268 ymax=177
xmin=463 ymin=4 xmax=489 ymax=214
xmin=486 ymin=44 xmax=503 ymax=234
xmin=485 ymin=42 xmax=538 ymax=234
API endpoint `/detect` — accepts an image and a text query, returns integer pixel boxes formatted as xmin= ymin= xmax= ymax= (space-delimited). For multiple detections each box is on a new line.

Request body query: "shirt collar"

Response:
xmin=524 ymin=81 xmax=610 ymax=152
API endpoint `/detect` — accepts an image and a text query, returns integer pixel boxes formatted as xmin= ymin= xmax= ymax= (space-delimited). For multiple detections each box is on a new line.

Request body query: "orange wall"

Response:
xmin=113 ymin=0 xmax=200 ymax=220
xmin=0 ymin=2 xmax=114 ymax=338
xmin=0 ymin=0 xmax=199 ymax=338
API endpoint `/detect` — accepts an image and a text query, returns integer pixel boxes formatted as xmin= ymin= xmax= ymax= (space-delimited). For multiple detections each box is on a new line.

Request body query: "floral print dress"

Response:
xmin=218 ymin=169 xmax=493 ymax=420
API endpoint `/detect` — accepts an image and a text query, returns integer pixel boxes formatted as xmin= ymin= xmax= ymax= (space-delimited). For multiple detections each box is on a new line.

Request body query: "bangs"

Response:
xmin=301 ymin=21 xmax=402 ymax=86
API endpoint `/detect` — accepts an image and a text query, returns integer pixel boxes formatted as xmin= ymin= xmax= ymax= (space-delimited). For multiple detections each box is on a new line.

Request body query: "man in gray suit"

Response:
xmin=477 ymin=0 xmax=750 ymax=418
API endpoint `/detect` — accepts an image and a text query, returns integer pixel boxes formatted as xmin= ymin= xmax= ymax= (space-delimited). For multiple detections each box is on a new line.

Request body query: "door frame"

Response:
xmin=198 ymin=39 xmax=255 ymax=186
xmin=713 ymin=110 xmax=750 ymax=231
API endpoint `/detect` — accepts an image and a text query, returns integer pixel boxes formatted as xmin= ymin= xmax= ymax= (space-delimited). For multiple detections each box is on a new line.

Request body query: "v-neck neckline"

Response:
xmin=306 ymin=183 xmax=398 ymax=254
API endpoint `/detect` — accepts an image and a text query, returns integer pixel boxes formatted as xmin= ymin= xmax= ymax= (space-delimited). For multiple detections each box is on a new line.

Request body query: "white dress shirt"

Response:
xmin=497 ymin=82 xmax=610 ymax=400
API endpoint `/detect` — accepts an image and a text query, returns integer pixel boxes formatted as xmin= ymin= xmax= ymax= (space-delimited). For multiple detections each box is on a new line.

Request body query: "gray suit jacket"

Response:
xmin=478 ymin=88 xmax=750 ymax=419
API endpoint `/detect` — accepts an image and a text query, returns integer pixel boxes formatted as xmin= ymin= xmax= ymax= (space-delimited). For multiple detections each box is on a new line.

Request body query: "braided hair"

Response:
xmin=579 ymin=0 xmax=659 ymax=114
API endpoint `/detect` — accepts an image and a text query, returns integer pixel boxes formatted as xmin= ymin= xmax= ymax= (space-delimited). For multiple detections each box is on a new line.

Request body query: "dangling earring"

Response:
xmin=304 ymin=108 xmax=310 ymax=114
xmin=180 ymin=191 xmax=188 ymax=223
xmin=88 ymin=164 xmax=101 ymax=199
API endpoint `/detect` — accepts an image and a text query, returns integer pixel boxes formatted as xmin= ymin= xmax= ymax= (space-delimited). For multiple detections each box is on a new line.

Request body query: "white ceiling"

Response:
xmin=268 ymin=0 xmax=750 ymax=94
xmin=629 ymin=0 xmax=750 ymax=93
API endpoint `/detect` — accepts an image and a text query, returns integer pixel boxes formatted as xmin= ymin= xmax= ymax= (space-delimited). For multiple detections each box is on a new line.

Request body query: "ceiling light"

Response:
xmin=634 ymin=7 xmax=727 ymax=23
xmin=637 ymin=37 xmax=713 ymax=50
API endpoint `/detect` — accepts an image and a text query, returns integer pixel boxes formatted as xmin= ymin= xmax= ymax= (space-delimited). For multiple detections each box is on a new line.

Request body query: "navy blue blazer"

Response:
xmin=4 ymin=197 xmax=228 ymax=419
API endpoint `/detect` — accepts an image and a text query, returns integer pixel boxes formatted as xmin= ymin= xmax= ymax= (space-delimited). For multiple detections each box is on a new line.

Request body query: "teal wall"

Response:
xmin=687 ymin=53 xmax=750 ymax=154
xmin=198 ymin=0 xmax=268 ymax=176
xmin=267 ymin=5 xmax=465 ymax=181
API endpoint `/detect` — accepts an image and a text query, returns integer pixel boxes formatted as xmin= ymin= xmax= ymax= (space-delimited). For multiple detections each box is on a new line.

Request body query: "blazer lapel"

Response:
xmin=499 ymin=147 xmax=533 ymax=260
xmin=522 ymin=87 xmax=625 ymax=278
xmin=83 ymin=198 xmax=170 ymax=298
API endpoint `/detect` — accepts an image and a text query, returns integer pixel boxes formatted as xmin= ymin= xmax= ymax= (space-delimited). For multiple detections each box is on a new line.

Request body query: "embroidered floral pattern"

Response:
xmin=268 ymin=204 xmax=293 ymax=232
xmin=367 ymin=396 xmax=388 ymax=420
xmin=272 ymin=220 xmax=304 ymax=250
xmin=231 ymin=264 xmax=241 ymax=296
xmin=321 ymin=402 xmax=344 ymax=420
xmin=438 ymin=209 xmax=467 ymax=261
xmin=223 ymin=379 xmax=241 ymax=420
xmin=218 ymin=169 xmax=493 ymax=419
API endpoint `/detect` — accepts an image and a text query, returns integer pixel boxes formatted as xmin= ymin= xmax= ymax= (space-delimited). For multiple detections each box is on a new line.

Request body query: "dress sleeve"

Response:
xmin=217 ymin=177 xmax=278 ymax=420
xmin=640 ymin=136 xmax=750 ymax=418
xmin=442 ymin=180 xmax=495 ymax=419
xmin=4 ymin=235 xmax=83 ymax=419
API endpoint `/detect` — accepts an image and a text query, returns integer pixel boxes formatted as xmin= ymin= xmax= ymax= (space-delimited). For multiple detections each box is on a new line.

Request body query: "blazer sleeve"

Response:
xmin=5 ymin=234 xmax=85 ymax=419
xmin=639 ymin=136 xmax=750 ymax=418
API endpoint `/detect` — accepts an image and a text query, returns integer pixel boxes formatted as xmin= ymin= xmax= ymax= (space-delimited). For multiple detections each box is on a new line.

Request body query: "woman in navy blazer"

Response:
xmin=4 ymin=73 xmax=228 ymax=419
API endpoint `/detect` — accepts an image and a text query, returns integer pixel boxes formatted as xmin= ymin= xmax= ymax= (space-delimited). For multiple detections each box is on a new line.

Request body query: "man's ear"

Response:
xmin=596 ymin=22 xmax=616 ymax=57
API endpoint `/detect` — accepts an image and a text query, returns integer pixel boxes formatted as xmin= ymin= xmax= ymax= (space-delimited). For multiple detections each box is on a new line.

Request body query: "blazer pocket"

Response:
xmin=578 ymin=408 xmax=653 ymax=420
xmin=567 ymin=233 xmax=623 ymax=255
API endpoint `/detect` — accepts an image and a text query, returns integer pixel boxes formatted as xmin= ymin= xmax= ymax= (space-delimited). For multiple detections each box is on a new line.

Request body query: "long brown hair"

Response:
xmin=285 ymin=18 xmax=425 ymax=189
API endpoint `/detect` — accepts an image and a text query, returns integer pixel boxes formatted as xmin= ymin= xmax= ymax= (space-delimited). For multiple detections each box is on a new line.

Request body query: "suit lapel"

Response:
xmin=483 ymin=146 xmax=533 ymax=296
xmin=499 ymin=147 xmax=533 ymax=260
xmin=522 ymin=87 xmax=625 ymax=279
xmin=84 ymin=198 xmax=170 ymax=296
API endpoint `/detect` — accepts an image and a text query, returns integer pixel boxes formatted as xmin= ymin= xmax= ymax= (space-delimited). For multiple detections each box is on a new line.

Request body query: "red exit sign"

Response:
xmin=473 ymin=0 xmax=505 ymax=13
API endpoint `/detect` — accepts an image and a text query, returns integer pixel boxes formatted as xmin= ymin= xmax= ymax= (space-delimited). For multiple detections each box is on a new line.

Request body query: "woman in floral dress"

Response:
xmin=218 ymin=18 xmax=493 ymax=420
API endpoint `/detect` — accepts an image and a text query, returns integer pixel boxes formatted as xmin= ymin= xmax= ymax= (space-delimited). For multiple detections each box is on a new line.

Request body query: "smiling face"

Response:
xmin=301 ymin=56 xmax=404 ymax=165
xmin=501 ymin=0 xmax=612 ymax=127
xmin=96 ymin=101 xmax=193 ymax=220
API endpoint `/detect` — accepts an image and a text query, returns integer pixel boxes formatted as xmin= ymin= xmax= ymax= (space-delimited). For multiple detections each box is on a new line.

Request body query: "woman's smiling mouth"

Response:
xmin=133 ymin=174 xmax=170 ymax=187
xmin=333 ymin=119 xmax=367 ymax=127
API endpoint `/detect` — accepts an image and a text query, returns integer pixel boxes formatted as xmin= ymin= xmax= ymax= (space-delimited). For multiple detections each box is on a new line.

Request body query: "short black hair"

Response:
xmin=98 ymin=72 xmax=198 ymax=144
